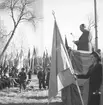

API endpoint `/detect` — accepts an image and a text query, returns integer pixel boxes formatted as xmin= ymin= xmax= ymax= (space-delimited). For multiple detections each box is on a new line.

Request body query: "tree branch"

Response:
xmin=0 ymin=31 xmax=12 ymax=38
xmin=12 ymin=0 xmax=19 ymax=8
xmin=10 ymin=7 xmax=16 ymax=26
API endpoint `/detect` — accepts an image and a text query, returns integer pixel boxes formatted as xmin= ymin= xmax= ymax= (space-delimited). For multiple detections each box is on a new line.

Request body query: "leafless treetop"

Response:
xmin=0 ymin=0 xmax=37 ymax=27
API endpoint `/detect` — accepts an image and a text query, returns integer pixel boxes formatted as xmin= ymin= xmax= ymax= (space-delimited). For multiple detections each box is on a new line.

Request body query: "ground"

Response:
xmin=0 ymin=75 xmax=63 ymax=105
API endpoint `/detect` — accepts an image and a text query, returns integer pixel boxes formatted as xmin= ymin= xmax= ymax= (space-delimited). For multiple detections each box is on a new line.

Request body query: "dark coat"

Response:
xmin=18 ymin=72 xmax=27 ymax=82
xmin=46 ymin=71 xmax=50 ymax=86
xmin=28 ymin=71 xmax=32 ymax=79
xmin=77 ymin=63 xmax=102 ymax=105
xmin=37 ymin=70 xmax=45 ymax=81
xmin=76 ymin=30 xmax=90 ymax=51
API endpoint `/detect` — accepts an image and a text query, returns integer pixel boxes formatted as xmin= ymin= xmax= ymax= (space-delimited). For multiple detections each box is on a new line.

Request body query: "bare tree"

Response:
xmin=87 ymin=14 xmax=95 ymax=31
xmin=87 ymin=13 xmax=99 ymax=33
xmin=0 ymin=19 xmax=9 ymax=51
xmin=0 ymin=0 xmax=37 ymax=60
xmin=87 ymin=13 xmax=98 ymax=51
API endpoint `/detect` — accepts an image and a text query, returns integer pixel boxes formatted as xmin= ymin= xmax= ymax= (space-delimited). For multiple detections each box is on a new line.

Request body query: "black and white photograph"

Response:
xmin=0 ymin=0 xmax=103 ymax=105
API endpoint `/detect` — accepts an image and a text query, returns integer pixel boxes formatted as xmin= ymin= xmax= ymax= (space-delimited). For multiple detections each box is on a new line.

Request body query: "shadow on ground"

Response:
xmin=25 ymin=96 xmax=48 ymax=99
xmin=0 ymin=102 xmax=63 ymax=105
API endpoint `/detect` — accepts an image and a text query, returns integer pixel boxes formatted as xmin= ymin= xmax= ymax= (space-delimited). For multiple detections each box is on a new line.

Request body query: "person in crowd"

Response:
xmin=18 ymin=67 xmax=27 ymax=92
xmin=46 ymin=67 xmax=50 ymax=89
xmin=96 ymin=49 xmax=101 ymax=58
xmin=26 ymin=70 xmax=32 ymax=85
xmin=37 ymin=66 xmax=46 ymax=90
xmin=9 ymin=66 xmax=18 ymax=78
xmin=28 ymin=70 xmax=32 ymax=80
xmin=75 ymin=51 xmax=102 ymax=105
xmin=73 ymin=24 xmax=90 ymax=51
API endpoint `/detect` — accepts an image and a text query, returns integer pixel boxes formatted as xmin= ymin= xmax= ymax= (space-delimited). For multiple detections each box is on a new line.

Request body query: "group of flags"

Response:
xmin=0 ymin=46 xmax=37 ymax=71
xmin=43 ymin=50 xmax=51 ymax=70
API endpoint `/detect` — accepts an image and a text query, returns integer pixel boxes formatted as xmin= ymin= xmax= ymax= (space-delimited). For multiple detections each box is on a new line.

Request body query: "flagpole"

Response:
xmin=47 ymin=11 xmax=57 ymax=105
xmin=47 ymin=10 xmax=57 ymax=105
xmin=70 ymin=33 xmax=75 ymax=50
xmin=94 ymin=0 xmax=98 ymax=50
xmin=51 ymin=11 xmax=84 ymax=105
xmin=52 ymin=10 xmax=56 ymax=20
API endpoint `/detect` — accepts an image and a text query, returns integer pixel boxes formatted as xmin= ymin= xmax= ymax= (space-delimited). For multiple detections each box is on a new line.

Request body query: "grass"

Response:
xmin=0 ymin=75 xmax=63 ymax=105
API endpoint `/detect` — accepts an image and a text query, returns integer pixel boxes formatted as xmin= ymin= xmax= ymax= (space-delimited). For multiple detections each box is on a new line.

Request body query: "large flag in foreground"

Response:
xmin=70 ymin=50 xmax=92 ymax=105
xmin=62 ymin=49 xmax=102 ymax=105
xmin=48 ymin=20 xmax=75 ymax=100
xmin=70 ymin=50 xmax=92 ymax=74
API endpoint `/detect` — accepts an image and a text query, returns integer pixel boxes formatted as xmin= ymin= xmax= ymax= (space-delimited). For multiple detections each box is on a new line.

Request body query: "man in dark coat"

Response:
xmin=46 ymin=68 xmax=50 ymax=89
xmin=37 ymin=67 xmax=46 ymax=90
xmin=76 ymin=51 xmax=102 ymax=105
xmin=73 ymin=24 xmax=90 ymax=51
xmin=28 ymin=70 xmax=32 ymax=80
xmin=18 ymin=68 xmax=27 ymax=92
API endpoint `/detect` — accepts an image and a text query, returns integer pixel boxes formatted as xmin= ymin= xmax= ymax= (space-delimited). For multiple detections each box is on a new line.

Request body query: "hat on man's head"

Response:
xmin=96 ymin=49 xmax=101 ymax=55
xmin=80 ymin=24 xmax=86 ymax=28
xmin=91 ymin=51 xmax=101 ymax=61
xmin=21 ymin=67 xmax=25 ymax=71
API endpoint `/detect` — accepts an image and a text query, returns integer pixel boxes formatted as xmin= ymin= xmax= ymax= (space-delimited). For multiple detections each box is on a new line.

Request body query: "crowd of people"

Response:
xmin=0 ymin=64 xmax=50 ymax=92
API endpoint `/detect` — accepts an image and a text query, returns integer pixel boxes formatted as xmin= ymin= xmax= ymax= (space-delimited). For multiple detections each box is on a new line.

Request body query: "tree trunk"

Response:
xmin=0 ymin=25 xmax=17 ymax=60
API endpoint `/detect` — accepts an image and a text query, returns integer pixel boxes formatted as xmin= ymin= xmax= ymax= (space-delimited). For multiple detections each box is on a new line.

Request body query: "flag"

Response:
xmin=13 ymin=52 xmax=19 ymax=68
xmin=43 ymin=51 xmax=46 ymax=70
xmin=70 ymin=50 xmax=92 ymax=74
xmin=62 ymin=49 xmax=92 ymax=105
xmin=28 ymin=49 xmax=31 ymax=68
xmin=45 ymin=49 xmax=51 ymax=66
xmin=30 ymin=47 xmax=37 ymax=71
xmin=65 ymin=35 xmax=69 ymax=49
xmin=32 ymin=46 xmax=36 ymax=57
xmin=2 ymin=54 xmax=7 ymax=69
xmin=19 ymin=49 xmax=23 ymax=59
xmin=48 ymin=20 xmax=75 ymax=101
xmin=17 ymin=49 xmax=24 ymax=69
